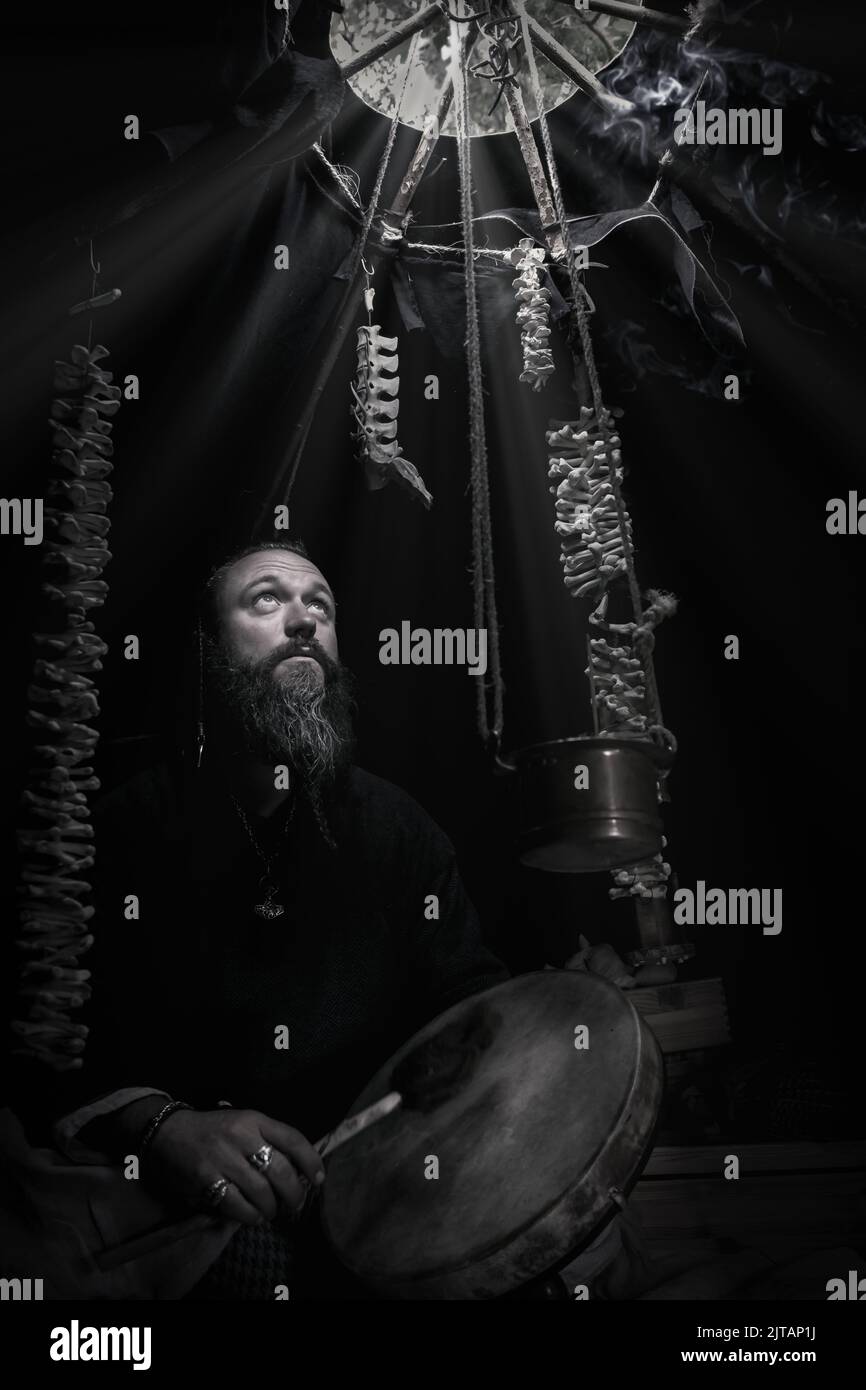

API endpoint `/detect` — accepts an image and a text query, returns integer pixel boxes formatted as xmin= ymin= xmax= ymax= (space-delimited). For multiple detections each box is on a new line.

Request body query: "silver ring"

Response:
xmin=202 ymin=1176 xmax=231 ymax=1208
xmin=247 ymin=1144 xmax=273 ymax=1172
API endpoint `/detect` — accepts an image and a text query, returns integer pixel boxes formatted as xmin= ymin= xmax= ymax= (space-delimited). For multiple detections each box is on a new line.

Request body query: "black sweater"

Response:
xmin=23 ymin=758 xmax=509 ymax=1144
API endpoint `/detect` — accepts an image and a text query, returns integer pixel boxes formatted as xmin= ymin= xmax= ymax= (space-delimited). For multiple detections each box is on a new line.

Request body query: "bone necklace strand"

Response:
xmin=231 ymin=795 xmax=294 ymax=920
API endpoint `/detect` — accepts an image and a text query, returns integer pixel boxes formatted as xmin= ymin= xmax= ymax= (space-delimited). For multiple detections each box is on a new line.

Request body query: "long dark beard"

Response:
xmin=203 ymin=633 xmax=357 ymax=823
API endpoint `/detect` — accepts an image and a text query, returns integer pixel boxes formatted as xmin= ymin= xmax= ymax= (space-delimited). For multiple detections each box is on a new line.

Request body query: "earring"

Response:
xmin=196 ymin=617 xmax=206 ymax=770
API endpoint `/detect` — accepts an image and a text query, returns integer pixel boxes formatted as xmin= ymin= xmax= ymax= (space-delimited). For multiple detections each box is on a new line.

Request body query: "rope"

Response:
xmin=514 ymin=0 xmax=665 ymax=734
xmin=349 ymin=31 xmax=420 ymax=278
xmin=312 ymin=143 xmax=362 ymax=210
xmin=407 ymin=240 xmax=513 ymax=262
xmin=451 ymin=20 xmax=504 ymax=746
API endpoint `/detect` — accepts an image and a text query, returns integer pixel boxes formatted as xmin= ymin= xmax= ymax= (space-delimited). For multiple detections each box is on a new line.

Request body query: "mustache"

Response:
xmin=259 ymin=636 xmax=338 ymax=681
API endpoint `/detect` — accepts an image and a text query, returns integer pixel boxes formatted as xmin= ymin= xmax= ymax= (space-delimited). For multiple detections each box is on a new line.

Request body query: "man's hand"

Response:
xmin=145 ymin=1108 xmax=325 ymax=1226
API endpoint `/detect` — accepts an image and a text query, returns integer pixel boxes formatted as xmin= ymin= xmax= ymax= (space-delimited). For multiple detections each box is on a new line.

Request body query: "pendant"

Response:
xmin=255 ymin=900 xmax=285 ymax=920
xmin=255 ymin=878 xmax=285 ymax=920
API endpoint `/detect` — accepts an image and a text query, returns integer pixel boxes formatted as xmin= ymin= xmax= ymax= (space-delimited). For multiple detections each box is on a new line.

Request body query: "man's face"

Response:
xmin=216 ymin=550 xmax=339 ymax=685
xmin=205 ymin=549 xmax=356 ymax=790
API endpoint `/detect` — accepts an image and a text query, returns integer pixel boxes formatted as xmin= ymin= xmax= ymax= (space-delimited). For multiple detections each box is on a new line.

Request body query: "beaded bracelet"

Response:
xmin=137 ymin=1099 xmax=193 ymax=1158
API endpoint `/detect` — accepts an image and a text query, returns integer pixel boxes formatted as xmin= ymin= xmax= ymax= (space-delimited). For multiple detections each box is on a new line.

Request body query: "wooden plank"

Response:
xmin=630 ymin=1174 xmax=866 ymax=1247
xmin=631 ymin=978 xmax=726 ymax=1012
xmin=642 ymin=1018 xmax=731 ymax=1051
xmin=630 ymin=977 xmax=730 ymax=1052
xmin=643 ymin=1141 xmax=866 ymax=1178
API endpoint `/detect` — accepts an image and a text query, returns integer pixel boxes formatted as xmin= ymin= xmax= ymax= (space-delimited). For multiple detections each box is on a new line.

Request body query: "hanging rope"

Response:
xmin=451 ymin=20 xmax=505 ymax=747
xmin=312 ymin=143 xmax=362 ymax=210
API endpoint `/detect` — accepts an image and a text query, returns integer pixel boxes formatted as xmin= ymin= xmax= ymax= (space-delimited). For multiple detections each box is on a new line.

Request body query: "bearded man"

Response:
xmin=25 ymin=539 xmax=508 ymax=1299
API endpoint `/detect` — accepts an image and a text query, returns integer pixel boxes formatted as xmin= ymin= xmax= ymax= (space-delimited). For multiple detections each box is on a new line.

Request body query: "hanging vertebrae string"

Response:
xmin=514 ymin=0 xmax=666 ymax=737
xmin=451 ymin=14 xmax=505 ymax=751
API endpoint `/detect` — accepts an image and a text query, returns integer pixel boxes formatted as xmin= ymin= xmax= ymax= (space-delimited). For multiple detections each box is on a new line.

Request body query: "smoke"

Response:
xmin=810 ymin=103 xmax=866 ymax=153
xmin=718 ymin=147 xmax=866 ymax=262
xmin=559 ymin=0 xmax=843 ymax=236
xmin=727 ymin=261 xmax=827 ymax=334
xmin=601 ymin=0 xmax=825 ymax=145
xmin=563 ymin=0 xmax=865 ymax=355
xmin=601 ymin=317 xmax=749 ymax=397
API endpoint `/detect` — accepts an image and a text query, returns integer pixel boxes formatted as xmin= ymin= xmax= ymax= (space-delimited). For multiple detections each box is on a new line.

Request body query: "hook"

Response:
xmin=362 ymin=258 xmax=375 ymax=318
xmin=486 ymin=729 xmax=516 ymax=775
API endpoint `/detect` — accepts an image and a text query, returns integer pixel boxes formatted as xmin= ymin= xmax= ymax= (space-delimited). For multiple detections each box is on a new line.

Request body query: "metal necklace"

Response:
xmin=231 ymin=795 xmax=295 ymax=920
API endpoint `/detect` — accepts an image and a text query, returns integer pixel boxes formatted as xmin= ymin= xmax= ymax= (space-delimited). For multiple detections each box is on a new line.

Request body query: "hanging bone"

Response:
xmin=609 ymin=843 xmax=672 ymax=902
xmin=547 ymin=407 xmax=680 ymax=736
xmin=11 ymin=342 xmax=119 ymax=1071
xmin=351 ymin=325 xmax=432 ymax=507
xmin=588 ymin=588 xmax=679 ymax=735
xmin=547 ymin=405 xmax=632 ymax=602
xmin=511 ymin=238 xmax=554 ymax=391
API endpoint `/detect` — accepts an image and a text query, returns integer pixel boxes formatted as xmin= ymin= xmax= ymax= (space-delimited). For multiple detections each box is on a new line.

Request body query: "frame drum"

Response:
xmin=322 ymin=971 xmax=663 ymax=1299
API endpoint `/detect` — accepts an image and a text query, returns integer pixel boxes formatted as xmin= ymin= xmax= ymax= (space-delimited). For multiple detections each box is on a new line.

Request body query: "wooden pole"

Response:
xmin=526 ymin=16 xmax=635 ymax=115
xmin=383 ymin=76 xmax=456 ymax=232
xmin=340 ymin=4 xmax=441 ymax=81
xmin=576 ymin=0 xmax=689 ymax=33
xmin=501 ymin=83 xmax=564 ymax=257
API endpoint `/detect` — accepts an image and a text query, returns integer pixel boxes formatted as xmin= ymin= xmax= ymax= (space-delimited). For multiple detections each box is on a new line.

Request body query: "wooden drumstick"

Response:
xmin=316 ymin=1091 xmax=402 ymax=1158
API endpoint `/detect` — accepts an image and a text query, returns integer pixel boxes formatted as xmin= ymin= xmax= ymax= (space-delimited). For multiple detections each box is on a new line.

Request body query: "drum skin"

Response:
xmin=321 ymin=971 xmax=664 ymax=1299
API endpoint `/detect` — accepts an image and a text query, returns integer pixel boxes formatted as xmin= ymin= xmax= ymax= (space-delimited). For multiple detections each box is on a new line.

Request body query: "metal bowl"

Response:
xmin=511 ymin=735 xmax=673 ymax=873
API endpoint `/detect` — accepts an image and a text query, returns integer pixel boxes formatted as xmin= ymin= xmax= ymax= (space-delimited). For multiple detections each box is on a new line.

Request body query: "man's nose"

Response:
xmin=283 ymin=602 xmax=316 ymax=639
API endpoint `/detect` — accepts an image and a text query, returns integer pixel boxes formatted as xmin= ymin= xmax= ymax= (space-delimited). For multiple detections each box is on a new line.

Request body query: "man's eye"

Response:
xmin=252 ymin=591 xmax=279 ymax=607
xmin=309 ymin=597 xmax=331 ymax=615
